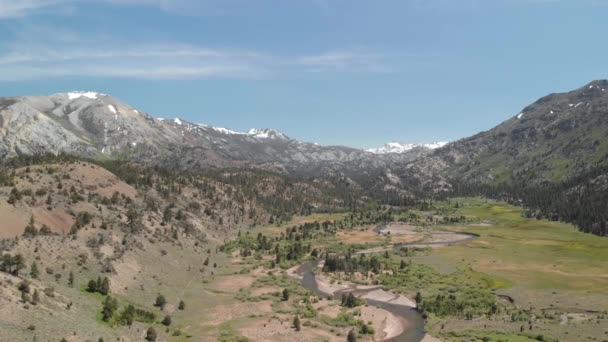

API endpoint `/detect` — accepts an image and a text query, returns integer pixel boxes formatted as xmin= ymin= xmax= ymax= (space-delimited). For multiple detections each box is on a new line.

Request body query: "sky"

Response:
xmin=0 ymin=0 xmax=606 ymax=148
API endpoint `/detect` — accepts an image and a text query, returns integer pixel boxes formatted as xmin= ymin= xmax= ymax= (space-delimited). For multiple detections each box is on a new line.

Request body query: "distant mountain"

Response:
xmin=423 ymin=80 xmax=608 ymax=185
xmin=3 ymin=81 xmax=607 ymax=192
xmin=367 ymin=141 xmax=448 ymax=154
xmin=1 ymin=82 xmax=608 ymax=235
xmin=0 ymin=91 xmax=426 ymax=175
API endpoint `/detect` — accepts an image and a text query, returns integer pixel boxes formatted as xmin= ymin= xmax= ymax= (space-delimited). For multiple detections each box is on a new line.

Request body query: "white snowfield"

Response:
xmin=66 ymin=91 xmax=105 ymax=100
xmin=248 ymin=128 xmax=288 ymax=139
xmin=367 ymin=141 xmax=448 ymax=154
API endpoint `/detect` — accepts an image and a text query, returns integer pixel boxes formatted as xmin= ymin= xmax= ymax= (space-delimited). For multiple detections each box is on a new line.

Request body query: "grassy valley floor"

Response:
xmin=1 ymin=200 xmax=607 ymax=341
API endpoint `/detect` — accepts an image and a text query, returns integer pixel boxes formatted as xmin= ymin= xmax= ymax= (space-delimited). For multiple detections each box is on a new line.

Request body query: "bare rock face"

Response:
xmin=405 ymin=80 xmax=608 ymax=186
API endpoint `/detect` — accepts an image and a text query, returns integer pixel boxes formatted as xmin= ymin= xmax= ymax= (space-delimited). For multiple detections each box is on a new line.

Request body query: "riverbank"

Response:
xmin=288 ymin=260 xmax=437 ymax=341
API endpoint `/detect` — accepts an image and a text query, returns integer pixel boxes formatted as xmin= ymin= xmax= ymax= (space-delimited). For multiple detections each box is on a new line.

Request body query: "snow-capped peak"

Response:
xmin=367 ymin=141 xmax=448 ymax=154
xmin=212 ymin=126 xmax=246 ymax=135
xmin=65 ymin=91 xmax=106 ymax=100
xmin=248 ymin=128 xmax=289 ymax=140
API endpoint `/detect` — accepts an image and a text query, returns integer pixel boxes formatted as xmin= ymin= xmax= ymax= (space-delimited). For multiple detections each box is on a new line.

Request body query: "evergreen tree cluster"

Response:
xmin=87 ymin=276 xmax=111 ymax=296
xmin=0 ymin=253 xmax=25 ymax=275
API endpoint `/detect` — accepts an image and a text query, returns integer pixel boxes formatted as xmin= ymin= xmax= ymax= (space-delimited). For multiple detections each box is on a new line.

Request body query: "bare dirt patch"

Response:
xmin=32 ymin=207 xmax=74 ymax=234
xmin=208 ymin=274 xmax=256 ymax=293
xmin=239 ymin=316 xmax=341 ymax=342
xmin=206 ymin=300 xmax=273 ymax=326
xmin=378 ymin=223 xmax=422 ymax=235
xmin=251 ymin=286 xmax=281 ymax=297
xmin=0 ymin=202 xmax=28 ymax=238
xmin=336 ymin=224 xmax=425 ymax=245
xmin=111 ymin=256 xmax=142 ymax=295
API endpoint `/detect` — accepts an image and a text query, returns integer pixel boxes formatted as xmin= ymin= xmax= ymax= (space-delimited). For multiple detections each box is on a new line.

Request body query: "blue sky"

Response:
xmin=0 ymin=0 xmax=606 ymax=148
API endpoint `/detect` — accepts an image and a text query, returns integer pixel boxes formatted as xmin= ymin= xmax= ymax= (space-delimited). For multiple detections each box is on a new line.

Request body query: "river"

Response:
xmin=291 ymin=224 xmax=479 ymax=341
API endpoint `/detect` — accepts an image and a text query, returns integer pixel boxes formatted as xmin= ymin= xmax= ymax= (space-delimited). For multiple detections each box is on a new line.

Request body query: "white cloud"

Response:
xmin=0 ymin=0 xmax=236 ymax=18
xmin=297 ymin=50 xmax=390 ymax=73
xmin=0 ymin=0 xmax=71 ymax=18
xmin=0 ymin=21 xmax=391 ymax=81
xmin=0 ymin=41 xmax=269 ymax=80
xmin=0 ymin=26 xmax=391 ymax=80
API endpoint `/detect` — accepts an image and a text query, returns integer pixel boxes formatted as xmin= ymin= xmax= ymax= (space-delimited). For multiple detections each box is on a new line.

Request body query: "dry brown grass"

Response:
xmin=336 ymin=225 xmax=423 ymax=245
xmin=238 ymin=316 xmax=342 ymax=342
xmin=206 ymin=300 xmax=273 ymax=326
xmin=208 ymin=274 xmax=256 ymax=293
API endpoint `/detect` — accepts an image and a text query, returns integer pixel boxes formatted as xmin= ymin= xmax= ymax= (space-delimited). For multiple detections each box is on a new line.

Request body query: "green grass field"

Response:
xmin=415 ymin=198 xmax=608 ymax=341
xmin=435 ymin=198 xmax=608 ymax=293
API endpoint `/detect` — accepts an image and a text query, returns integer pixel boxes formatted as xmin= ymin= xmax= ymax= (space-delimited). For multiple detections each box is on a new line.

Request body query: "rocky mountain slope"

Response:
xmin=408 ymin=80 xmax=608 ymax=186
xmin=2 ymin=81 xmax=608 ymax=213
xmin=0 ymin=92 xmax=430 ymax=175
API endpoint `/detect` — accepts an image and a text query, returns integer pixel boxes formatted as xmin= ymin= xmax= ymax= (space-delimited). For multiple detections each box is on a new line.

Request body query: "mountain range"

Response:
xmin=0 ymin=91 xmax=435 ymax=174
xmin=2 ymin=80 xmax=608 ymax=213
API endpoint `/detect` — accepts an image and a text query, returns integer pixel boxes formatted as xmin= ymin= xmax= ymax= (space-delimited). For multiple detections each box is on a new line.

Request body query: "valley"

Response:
xmin=2 ymin=1 xmax=608 ymax=341
xmin=0 ymin=81 xmax=608 ymax=341
xmin=1 ymin=157 xmax=605 ymax=342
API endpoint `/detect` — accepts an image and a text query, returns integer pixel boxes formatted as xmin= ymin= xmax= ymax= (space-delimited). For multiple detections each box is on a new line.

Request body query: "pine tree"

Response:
xmin=23 ymin=216 xmax=38 ymax=237
xmin=178 ymin=300 xmax=185 ymax=310
xmin=347 ymin=329 xmax=357 ymax=342
xmin=30 ymin=262 xmax=39 ymax=279
xmin=32 ymin=289 xmax=40 ymax=305
xmin=155 ymin=294 xmax=167 ymax=309
xmin=99 ymin=277 xmax=110 ymax=296
xmin=21 ymin=290 xmax=30 ymax=304
xmin=162 ymin=315 xmax=172 ymax=326
xmin=293 ymin=315 xmax=301 ymax=331
xmin=101 ymin=296 xmax=118 ymax=321
xmin=12 ymin=254 xmax=25 ymax=276
xmin=415 ymin=291 xmax=422 ymax=308
xmin=120 ymin=305 xmax=135 ymax=326
xmin=282 ymin=288 xmax=290 ymax=301
xmin=87 ymin=279 xmax=98 ymax=293
xmin=68 ymin=271 xmax=74 ymax=287
xmin=39 ymin=224 xmax=51 ymax=235
xmin=145 ymin=327 xmax=157 ymax=341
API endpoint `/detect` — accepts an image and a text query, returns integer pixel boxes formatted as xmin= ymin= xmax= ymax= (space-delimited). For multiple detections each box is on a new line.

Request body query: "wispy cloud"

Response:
xmin=0 ymin=23 xmax=392 ymax=81
xmin=0 ymin=44 xmax=269 ymax=81
xmin=0 ymin=0 xmax=71 ymax=18
xmin=0 ymin=0 xmax=240 ymax=18
xmin=297 ymin=50 xmax=390 ymax=73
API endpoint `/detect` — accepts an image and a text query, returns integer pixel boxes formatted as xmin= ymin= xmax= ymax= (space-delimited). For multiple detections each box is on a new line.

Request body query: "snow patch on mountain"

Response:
xmin=66 ymin=91 xmax=104 ymax=100
xmin=188 ymin=123 xmax=289 ymax=140
xmin=367 ymin=141 xmax=448 ymax=154
xmin=108 ymin=105 xmax=117 ymax=114
xmin=248 ymin=128 xmax=288 ymax=140
xmin=212 ymin=126 xmax=246 ymax=135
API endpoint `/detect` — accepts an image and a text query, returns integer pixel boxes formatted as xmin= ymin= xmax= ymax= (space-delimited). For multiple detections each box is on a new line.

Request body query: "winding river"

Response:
xmin=297 ymin=261 xmax=427 ymax=341
xmin=292 ymin=225 xmax=479 ymax=341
